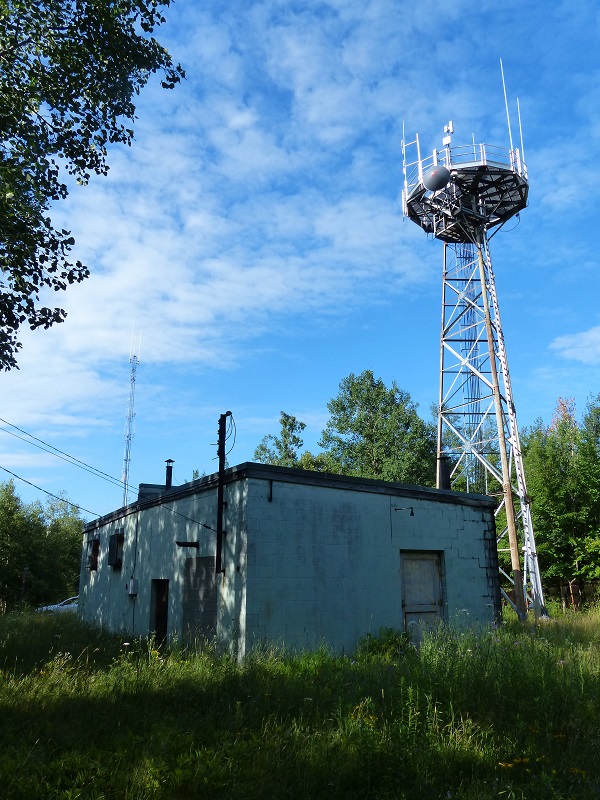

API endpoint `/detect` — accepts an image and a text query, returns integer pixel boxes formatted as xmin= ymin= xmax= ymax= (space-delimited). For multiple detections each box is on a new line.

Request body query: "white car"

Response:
xmin=35 ymin=596 xmax=79 ymax=614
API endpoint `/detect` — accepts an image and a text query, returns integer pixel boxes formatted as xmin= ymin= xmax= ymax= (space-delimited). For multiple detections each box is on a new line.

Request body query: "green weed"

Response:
xmin=1 ymin=611 xmax=599 ymax=798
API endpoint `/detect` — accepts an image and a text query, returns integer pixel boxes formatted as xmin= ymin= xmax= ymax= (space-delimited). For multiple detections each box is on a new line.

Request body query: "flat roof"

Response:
xmin=84 ymin=461 xmax=495 ymax=531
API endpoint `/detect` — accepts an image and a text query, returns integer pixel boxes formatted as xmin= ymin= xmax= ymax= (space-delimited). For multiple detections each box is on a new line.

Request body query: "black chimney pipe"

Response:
xmin=165 ymin=459 xmax=174 ymax=490
xmin=438 ymin=455 xmax=452 ymax=490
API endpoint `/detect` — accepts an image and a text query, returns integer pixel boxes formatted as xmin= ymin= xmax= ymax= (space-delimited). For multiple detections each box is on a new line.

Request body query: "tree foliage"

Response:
xmin=318 ymin=371 xmax=436 ymax=484
xmin=523 ymin=396 xmax=600 ymax=581
xmin=0 ymin=0 xmax=183 ymax=370
xmin=253 ymin=371 xmax=436 ymax=486
xmin=0 ymin=480 xmax=84 ymax=609
xmin=254 ymin=412 xmax=307 ymax=468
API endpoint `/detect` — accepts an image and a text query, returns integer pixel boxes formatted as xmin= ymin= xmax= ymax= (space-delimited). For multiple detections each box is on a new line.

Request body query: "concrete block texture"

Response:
xmin=81 ymin=463 xmax=497 ymax=654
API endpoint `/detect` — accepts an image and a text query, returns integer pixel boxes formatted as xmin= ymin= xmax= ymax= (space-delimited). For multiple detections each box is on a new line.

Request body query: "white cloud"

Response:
xmin=550 ymin=327 xmax=600 ymax=365
xmin=3 ymin=0 xmax=600 ymax=515
xmin=0 ymin=447 xmax=58 ymax=471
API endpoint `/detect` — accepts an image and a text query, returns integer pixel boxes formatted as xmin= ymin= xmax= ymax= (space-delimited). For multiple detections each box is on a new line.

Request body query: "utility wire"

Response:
xmin=1 ymin=464 xmax=219 ymax=531
xmin=0 ymin=416 xmax=135 ymax=492
xmin=0 ymin=419 xmax=220 ymax=532
xmin=0 ymin=424 xmax=124 ymax=489
xmin=225 ymin=414 xmax=236 ymax=456
xmin=0 ymin=466 xmax=100 ymax=517
xmin=162 ymin=504 xmax=217 ymax=532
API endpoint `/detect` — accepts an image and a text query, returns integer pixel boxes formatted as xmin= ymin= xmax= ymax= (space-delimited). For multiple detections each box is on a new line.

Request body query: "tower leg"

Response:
xmin=475 ymin=238 xmax=526 ymax=620
xmin=437 ymin=239 xmax=546 ymax=619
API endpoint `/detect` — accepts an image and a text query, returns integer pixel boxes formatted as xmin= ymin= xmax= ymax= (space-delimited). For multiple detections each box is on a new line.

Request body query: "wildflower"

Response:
xmin=498 ymin=762 xmax=513 ymax=768
xmin=569 ymin=767 xmax=586 ymax=776
xmin=513 ymin=757 xmax=529 ymax=764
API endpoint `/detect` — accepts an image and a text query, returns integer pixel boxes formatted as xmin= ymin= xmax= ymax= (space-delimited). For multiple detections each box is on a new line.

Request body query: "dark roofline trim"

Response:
xmin=84 ymin=461 xmax=495 ymax=532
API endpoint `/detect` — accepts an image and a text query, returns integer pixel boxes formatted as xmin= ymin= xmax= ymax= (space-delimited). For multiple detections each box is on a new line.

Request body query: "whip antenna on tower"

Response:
xmin=401 ymin=86 xmax=546 ymax=619
xmin=121 ymin=330 xmax=141 ymax=507
xmin=500 ymin=58 xmax=514 ymax=154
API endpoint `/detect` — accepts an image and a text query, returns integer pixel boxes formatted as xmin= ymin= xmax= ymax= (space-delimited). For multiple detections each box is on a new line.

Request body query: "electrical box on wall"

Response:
xmin=127 ymin=579 xmax=138 ymax=596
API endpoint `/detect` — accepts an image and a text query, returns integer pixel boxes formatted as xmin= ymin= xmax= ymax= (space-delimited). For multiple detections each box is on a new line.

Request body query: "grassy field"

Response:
xmin=1 ymin=609 xmax=599 ymax=799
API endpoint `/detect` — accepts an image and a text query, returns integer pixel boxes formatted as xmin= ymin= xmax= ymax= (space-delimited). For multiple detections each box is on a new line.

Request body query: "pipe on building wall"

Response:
xmin=130 ymin=510 xmax=140 ymax=633
xmin=216 ymin=412 xmax=232 ymax=574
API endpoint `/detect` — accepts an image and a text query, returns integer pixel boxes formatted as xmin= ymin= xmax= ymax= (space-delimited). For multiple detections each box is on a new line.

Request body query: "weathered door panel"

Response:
xmin=401 ymin=552 xmax=443 ymax=643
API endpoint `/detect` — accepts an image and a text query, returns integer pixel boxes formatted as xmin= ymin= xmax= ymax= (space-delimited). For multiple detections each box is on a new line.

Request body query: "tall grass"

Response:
xmin=1 ymin=609 xmax=599 ymax=799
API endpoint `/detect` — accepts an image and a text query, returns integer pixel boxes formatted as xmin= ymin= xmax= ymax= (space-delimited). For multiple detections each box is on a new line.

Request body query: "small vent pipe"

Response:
xmin=165 ymin=459 xmax=174 ymax=490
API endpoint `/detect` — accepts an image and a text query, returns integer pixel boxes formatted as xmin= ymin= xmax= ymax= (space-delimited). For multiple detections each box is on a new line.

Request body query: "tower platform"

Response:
xmin=402 ymin=143 xmax=528 ymax=243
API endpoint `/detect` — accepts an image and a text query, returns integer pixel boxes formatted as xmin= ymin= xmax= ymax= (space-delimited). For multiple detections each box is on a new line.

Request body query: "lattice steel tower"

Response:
xmin=121 ymin=352 xmax=139 ymax=508
xmin=401 ymin=120 xmax=546 ymax=618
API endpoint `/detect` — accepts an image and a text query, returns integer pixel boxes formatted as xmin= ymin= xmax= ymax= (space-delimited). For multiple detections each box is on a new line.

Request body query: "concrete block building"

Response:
xmin=79 ymin=462 xmax=501 ymax=655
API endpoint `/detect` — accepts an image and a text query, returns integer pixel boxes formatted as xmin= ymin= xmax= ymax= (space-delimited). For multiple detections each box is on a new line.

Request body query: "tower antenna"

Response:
xmin=500 ymin=58 xmax=514 ymax=153
xmin=517 ymin=97 xmax=526 ymax=165
xmin=402 ymin=113 xmax=546 ymax=620
xmin=121 ymin=331 xmax=141 ymax=507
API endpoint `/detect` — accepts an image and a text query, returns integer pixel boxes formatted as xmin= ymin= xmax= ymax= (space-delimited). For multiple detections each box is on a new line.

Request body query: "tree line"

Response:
xmin=0 ymin=481 xmax=84 ymax=610
xmin=254 ymin=371 xmax=600 ymax=586
xmin=522 ymin=396 xmax=600 ymax=584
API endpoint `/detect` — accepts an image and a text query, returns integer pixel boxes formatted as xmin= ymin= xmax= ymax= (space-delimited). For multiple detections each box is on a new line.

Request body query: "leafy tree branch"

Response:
xmin=0 ymin=0 xmax=184 ymax=369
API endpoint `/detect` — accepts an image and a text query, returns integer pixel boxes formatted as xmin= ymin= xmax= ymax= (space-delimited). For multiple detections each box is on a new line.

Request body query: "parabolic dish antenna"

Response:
xmin=422 ymin=164 xmax=450 ymax=192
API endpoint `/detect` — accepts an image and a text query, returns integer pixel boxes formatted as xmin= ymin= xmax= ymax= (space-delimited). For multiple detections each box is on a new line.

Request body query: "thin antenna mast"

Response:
xmin=121 ymin=332 xmax=141 ymax=507
xmin=500 ymin=58 xmax=514 ymax=153
xmin=516 ymin=97 xmax=526 ymax=164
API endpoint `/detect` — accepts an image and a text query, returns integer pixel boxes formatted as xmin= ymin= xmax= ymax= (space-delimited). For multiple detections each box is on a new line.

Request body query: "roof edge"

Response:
xmin=84 ymin=461 xmax=495 ymax=531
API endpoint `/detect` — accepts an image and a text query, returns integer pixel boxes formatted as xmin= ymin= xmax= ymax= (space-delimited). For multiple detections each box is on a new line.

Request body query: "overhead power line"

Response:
xmin=0 ymin=466 xmax=100 ymax=517
xmin=0 ymin=416 xmax=131 ymax=491
xmin=0 ymin=419 xmax=221 ymax=533
xmin=0 ymin=465 xmax=219 ymax=533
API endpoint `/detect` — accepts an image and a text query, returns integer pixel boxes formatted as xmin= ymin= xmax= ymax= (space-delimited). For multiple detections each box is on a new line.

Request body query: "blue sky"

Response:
xmin=1 ymin=0 xmax=599 ymax=519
